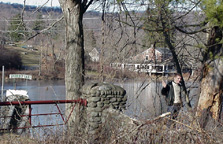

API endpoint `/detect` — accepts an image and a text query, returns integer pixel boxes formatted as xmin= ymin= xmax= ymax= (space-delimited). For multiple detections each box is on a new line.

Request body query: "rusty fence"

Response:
xmin=0 ymin=99 xmax=87 ymax=131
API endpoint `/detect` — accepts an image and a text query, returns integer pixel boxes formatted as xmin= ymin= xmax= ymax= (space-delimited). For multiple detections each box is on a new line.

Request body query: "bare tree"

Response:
xmin=142 ymin=0 xmax=223 ymax=125
xmin=57 ymin=0 xmax=95 ymax=129
xmin=115 ymin=0 xmax=222 ymax=125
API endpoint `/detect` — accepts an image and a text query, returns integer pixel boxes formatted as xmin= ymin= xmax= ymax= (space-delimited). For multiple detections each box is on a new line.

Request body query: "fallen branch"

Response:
xmin=111 ymin=112 xmax=171 ymax=143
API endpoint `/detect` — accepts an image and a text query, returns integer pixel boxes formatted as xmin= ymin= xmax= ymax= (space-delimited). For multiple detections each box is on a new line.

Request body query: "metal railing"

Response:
xmin=0 ymin=99 xmax=87 ymax=131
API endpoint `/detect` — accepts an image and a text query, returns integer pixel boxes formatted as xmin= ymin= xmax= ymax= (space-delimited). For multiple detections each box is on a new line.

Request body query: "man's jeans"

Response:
xmin=167 ymin=103 xmax=181 ymax=119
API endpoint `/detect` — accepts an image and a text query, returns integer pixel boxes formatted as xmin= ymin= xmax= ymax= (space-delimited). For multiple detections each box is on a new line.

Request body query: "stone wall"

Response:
xmin=0 ymin=82 xmax=128 ymax=140
xmin=81 ymin=82 xmax=127 ymax=137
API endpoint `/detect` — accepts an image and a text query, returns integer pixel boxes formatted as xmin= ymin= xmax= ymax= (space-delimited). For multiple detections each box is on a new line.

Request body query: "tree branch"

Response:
xmin=82 ymin=0 xmax=94 ymax=13
xmin=175 ymin=25 xmax=208 ymax=34
xmin=31 ymin=0 xmax=50 ymax=15
xmin=25 ymin=16 xmax=64 ymax=42
xmin=175 ymin=0 xmax=202 ymax=21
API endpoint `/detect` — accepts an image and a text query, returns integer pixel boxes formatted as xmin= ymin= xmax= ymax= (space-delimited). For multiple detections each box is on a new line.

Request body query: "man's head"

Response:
xmin=173 ymin=73 xmax=182 ymax=84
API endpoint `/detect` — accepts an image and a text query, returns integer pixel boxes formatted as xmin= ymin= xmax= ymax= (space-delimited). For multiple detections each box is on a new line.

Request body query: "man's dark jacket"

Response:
xmin=161 ymin=81 xmax=183 ymax=106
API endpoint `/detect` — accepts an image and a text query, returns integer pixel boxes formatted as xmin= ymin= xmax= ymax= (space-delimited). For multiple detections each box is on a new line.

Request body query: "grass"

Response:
xmin=5 ymin=44 xmax=40 ymax=67
xmin=21 ymin=51 xmax=39 ymax=66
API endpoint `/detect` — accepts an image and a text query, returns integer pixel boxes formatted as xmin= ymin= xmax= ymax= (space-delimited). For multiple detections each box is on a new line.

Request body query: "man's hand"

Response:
xmin=162 ymin=79 xmax=167 ymax=88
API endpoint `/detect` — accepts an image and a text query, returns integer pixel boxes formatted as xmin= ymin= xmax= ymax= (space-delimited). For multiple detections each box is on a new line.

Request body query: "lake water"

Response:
xmin=1 ymin=79 xmax=199 ymax=137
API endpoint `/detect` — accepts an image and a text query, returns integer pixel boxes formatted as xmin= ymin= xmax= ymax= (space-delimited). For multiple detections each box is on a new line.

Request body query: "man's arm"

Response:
xmin=161 ymin=80 xmax=169 ymax=95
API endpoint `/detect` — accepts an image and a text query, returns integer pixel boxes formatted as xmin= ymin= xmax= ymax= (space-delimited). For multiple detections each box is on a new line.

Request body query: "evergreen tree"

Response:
xmin=32 ymin=13 xmax=45 ymax=32
xmin=143 ymin=5 xmax=168 ymax=49
xmin=8 ymin=14 xmax=28 ymax=42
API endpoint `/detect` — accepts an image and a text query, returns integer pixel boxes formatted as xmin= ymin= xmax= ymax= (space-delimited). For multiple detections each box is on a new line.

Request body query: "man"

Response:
xmin=161 ymin=73 xmax=185 ymax=119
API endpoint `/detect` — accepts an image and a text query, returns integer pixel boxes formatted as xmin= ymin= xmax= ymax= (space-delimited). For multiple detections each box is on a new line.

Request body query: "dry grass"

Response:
xmin=96 ymin=110 xmax=223 ymax=144
xmin=0 ymin=133 xmax=39 ymax=144
xmin=0 ymin=110 xmax=223 ymax=144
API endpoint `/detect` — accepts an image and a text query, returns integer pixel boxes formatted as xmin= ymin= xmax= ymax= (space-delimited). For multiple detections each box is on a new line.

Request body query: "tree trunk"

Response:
xmin=196 ymin=26 xmax=223 ymax=127
xmin=160 ymin=12 xmax=191 ymax=107
xmin=196 ymin=59 xmax=223 ymax=126
xmin=58 ymin=0 xmax=85 ymax=127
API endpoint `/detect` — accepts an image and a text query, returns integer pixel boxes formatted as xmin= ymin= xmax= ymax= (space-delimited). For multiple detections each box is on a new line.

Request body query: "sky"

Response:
xmin=0 ymin=0 xmax=60 ymax=7
xmin=0 ymin=0 xmax=148 ymax=12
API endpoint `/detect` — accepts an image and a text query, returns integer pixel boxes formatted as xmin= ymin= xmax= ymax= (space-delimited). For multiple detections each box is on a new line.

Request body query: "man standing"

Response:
xmin=161 ymin=73 xmax=185 ymax=119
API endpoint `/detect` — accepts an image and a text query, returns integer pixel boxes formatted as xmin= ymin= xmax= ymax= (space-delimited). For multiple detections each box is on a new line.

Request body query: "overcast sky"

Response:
xmin=0 ymin=0 xmax=148 ymax=12
xmin=0 ymin=0 xmax=60 ymax=7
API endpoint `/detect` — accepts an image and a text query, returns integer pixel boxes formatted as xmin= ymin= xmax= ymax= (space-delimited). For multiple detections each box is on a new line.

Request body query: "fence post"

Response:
xmin=81 ymin=83 xmax=127 ymax=141
xmin=29 ymin=104 xmax=32 ymax=126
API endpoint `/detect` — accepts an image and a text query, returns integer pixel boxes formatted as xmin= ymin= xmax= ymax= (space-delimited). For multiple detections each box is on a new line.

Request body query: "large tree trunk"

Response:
xmin=196 ymin=26 xmax=223 ymax=127
xmin=58 ymin=0 xmax=85 ymax=128
xmin=196 ymin=59 xmax=223 ymax=125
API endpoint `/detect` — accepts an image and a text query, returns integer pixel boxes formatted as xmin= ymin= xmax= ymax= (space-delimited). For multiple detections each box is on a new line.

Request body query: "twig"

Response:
xmin=111 ymin=123 xmax=143 ymax=144
xmin=31 ymin=0 xmax=50 ymax=15
xmin=25 ymin=16 xmax=64 ymax=42
xmin=165 ymin=117 xmax=216 ymax=143
xmin=111 ymin=112 xmax=171 ymax=143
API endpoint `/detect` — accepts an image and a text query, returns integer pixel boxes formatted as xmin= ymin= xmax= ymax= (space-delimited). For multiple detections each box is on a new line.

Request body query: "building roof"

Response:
xmin=155 ymin=47 xmax=171 ymax=54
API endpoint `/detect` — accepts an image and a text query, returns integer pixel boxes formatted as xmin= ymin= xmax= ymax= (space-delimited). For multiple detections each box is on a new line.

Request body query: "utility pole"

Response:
xmin=1 ymin=66 xmax=4 ymax=101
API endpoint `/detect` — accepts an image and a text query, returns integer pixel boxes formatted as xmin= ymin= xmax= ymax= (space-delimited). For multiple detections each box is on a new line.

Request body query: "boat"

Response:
xmin=5 ymin=89 xmax=29 ymax=101
xmin=0 ymin=73 xmax=31 ymax=134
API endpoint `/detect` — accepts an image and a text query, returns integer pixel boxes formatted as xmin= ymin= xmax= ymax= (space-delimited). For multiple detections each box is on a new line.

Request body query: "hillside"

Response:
xmin=0 ymin=2 xmax=104 ymax=67
xmin=0 ymin=2 xmax=146 ymax=69
xmin=4 ymin=44 xmax=39 ymax=68
xmin=0 ymin=2 xmax=102 ymax=32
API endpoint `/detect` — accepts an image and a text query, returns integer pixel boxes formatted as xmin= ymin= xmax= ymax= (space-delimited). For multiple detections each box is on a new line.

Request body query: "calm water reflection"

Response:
xmin=2 ymin=79 xmax=199 ymax=126
xmin=3 ymin=80 xmax=66 ymax=128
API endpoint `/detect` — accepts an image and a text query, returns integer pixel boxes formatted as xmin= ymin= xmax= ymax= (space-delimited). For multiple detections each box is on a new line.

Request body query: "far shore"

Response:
xmin=0 ymin=69 xmax=197 ymax=83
